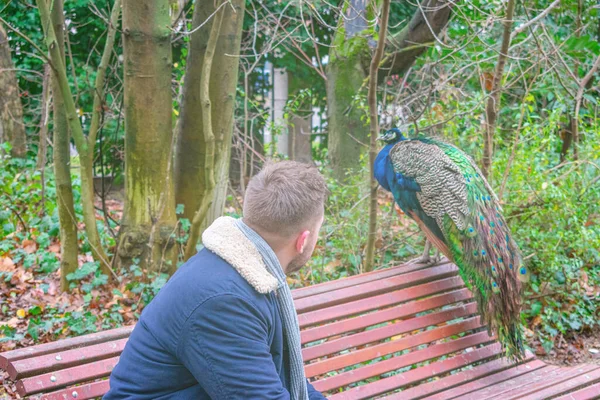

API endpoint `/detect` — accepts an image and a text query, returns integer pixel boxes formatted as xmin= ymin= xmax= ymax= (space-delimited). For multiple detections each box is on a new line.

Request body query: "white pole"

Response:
xmin=273 ymin=67 xmax=289 ymax=156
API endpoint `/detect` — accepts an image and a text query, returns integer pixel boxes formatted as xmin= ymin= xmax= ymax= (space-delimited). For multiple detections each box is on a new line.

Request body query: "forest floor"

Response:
xmin=532 ymin=329 xmax=600 ymax=366
xmin=0 ymin=193 xmax=597 ymax=369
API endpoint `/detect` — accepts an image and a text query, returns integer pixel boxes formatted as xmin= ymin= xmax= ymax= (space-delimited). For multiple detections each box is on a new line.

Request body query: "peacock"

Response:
xmin=374 ymin=127 xmax=529 ymax=359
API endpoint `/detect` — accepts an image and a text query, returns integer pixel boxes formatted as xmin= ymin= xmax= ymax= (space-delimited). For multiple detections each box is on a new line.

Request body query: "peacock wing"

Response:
xmin=389 ymin=139 xmax=470 ymax=231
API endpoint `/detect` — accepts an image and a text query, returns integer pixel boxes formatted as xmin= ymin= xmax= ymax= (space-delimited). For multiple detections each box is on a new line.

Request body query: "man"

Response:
xmin=105 ymin=161 xmax=328 ymax=399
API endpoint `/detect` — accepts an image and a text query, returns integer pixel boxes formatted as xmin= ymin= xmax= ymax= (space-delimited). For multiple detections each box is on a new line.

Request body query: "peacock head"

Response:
xmin=377 ymin=128 xmax=406 ymax=144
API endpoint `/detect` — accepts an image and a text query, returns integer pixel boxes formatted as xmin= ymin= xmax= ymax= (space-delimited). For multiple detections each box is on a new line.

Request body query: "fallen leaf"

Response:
xmin=0 ymin=257 xmax=15 ymax=272
xmin=535 ymin=345 xmax=547 ymax=356
xmin=0 ymin=317 xmax=20 ymax=328
xmin=16 ymin=309 xmax=26 ymax=318
xmin=22 ymin=239 xmax=37 ymax=254
xmin=47 ymin=281 xmax=57 ymax=296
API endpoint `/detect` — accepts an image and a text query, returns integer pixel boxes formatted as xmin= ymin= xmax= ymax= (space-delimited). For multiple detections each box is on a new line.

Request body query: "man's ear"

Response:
xmin=296 ymin=230 xmax=310 ymax=253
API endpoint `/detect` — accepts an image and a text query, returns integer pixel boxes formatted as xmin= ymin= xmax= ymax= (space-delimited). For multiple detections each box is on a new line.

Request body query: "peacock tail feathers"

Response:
xmin=381 ymin=134 xmax=529 ymax=360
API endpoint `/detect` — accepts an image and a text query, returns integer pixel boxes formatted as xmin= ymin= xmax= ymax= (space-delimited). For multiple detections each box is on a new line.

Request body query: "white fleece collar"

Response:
xmin=202 ymin=216 xmax=279 ymax=294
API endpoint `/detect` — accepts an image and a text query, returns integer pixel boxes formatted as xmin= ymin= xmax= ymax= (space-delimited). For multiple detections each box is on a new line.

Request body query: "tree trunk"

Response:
xmin=364 ymin=0 xmax=391 ymax=272
xmin=383 ymin=0 xmax=452 ymax=81
xmin=0 ymin=22 xmax=27 ymax=158
xmin=289 ymin=113 xmax=313 ymax=164
xmin=174 ymin=0 xmax=245 ymax=227
xmin=37 ymin=0 xmax=113 ymax=277
xmin=48 ymin=0 xmax=78 ymax=291
xmin=482 ymin=0 xmax=515 ymax=179
xmin=183 ymin=2 xmax=225 ymax=261
xmin=326 ymin=0 xmax=453 ymax=179
xmin=118 ymin=0 xmax=177 ymax=273
xmin=326 ymin=0 xmax=370 ymax=180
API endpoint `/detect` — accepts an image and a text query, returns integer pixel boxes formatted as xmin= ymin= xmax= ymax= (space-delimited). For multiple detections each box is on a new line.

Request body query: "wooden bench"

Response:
xmin=2 ymin=261 xmax=600 ymax=399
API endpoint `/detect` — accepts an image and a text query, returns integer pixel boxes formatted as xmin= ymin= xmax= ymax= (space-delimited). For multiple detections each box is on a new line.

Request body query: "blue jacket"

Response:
xmin=104 ymin=246 xmax=326 ymax=399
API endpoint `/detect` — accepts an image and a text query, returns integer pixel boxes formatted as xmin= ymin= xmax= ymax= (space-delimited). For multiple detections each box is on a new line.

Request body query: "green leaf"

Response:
xmin=555 ymin=270 xmax=566 ymax=284
xmin=66 ymin=262 xmax=99 ymax=281
xmin=530 ymin=301 xmax=543 ymax=316
xmin=28 ymin=306 xmax=42 ymax=316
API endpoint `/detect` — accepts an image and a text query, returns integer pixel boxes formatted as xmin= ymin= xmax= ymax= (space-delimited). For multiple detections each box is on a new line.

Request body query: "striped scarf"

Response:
xmin=234 ymin=219 xmax=309 ymax=400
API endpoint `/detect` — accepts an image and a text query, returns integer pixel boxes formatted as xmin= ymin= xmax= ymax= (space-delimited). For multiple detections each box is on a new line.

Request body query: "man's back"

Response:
xmin=104 ymin=248 xmax=289 ymax=399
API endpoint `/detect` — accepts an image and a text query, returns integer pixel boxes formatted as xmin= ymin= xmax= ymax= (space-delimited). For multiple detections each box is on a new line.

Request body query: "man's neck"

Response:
xmin=242 ymin=219 xmax=292 ymax=274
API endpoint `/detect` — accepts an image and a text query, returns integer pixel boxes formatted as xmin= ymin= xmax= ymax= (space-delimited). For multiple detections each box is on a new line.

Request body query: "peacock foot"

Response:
xmin=407 ymin=241 xmax=441 ymax=266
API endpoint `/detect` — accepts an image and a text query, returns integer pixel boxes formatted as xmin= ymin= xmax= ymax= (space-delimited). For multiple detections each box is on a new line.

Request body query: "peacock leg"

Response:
xmin=431 ymin=247 xmax=441 ymax=263
xmin=408 ymin=240 xmax=436 ymax=265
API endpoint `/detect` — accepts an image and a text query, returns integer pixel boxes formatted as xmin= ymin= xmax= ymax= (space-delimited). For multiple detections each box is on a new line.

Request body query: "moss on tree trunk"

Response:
xmin=119 ymin=0 xmax=177 ymax=273
xmin=326 ymin=2 xmax=371 ymax=180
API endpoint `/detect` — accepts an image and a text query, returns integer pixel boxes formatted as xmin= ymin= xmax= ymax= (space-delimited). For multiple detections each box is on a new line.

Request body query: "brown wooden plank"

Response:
xmin=311 ymin=330 xmax=495 ymax=393
xmin=517 ymin=366 xmax=600 ymax=400
xmin=8 ymin=338 xmax=127 ymax=380
xmin=298 ymin=276 xmax=466 ymax=328
xmin=329 ymin=343 xmax=505 ymax=400
xmin=449 ymin=365 xmax=568 ymax=399
xmin=553 ymin=381 xmax=600 ymax=400
xmin=16 ymin=357 xmax=118 ymax=396
xmin=292 ymin=262 xmax=450 ymax=300
xmin=0 ymin=326 xmax=133 ymax=369
xmin=38 ymin=380 xmax=110 ymax=400
xmin=496 ymin=364 xmax=600 ymax=400
xmin=420 ymin=357 xmax=545 ymax=400
xmin=303 ymin=302 xmax=478 ymax=361
xmin=306 ymin=317 xmax=483 ymax=378
xmin=295 ymin=264 xmax=459 ymax=313
xmin=300 ymin=289 xmax=472 ymax=344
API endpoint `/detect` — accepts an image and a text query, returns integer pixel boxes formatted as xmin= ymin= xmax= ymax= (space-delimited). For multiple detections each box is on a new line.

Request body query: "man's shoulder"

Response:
xmin=142 ymin=249 xmax=274 ymax=324
xmin=172 ymin=248 xmax=268 ymax=300
xmin=136 ymin=248 xmax=276 ymax=354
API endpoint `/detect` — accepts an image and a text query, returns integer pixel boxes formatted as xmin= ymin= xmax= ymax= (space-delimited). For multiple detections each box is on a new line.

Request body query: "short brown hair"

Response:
xmin=243 ymin=161 xmax=328 ymax=236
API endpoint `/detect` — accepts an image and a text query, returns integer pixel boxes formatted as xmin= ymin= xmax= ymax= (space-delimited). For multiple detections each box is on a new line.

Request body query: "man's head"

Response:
xmin=243 ymin=161 xmax=328 ymax=275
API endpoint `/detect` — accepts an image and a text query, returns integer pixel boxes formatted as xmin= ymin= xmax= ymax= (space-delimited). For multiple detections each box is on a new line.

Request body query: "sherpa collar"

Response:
xmin=202 ymin=216 xmax=279 ymax=294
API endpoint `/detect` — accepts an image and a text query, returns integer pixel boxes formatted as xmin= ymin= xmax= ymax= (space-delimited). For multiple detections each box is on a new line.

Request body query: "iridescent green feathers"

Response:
xmin=388 ymin=136 xmax=528 ymax=359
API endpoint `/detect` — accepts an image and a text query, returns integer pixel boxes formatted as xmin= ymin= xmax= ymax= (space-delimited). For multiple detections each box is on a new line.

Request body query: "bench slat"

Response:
xmin=295 ymin=264 xmax=458 ymax=313
xmin=303 ymin=302 xmax=478 ymax=361
xmin=36 ymin=380 xmax=110 ymax=400
xmin=292 ymin=262 xmax=440 ymax=299
xmin=298 ymin=276 xmax=465 ymax=328
xmin=553 ymin=381 xmax=600 ymax=400
xmin=300 ymin=288 xmax=472 ymax=344
xmin=517 ymin=366 xmax=600 ymax=400
xmin=419 ymin=357 xmax=544 ymax=400
xmin=305 ymin=317 xmax=483 ymax=378
xmin=8 ymin=338 xmax=127 ymax=380
xmin=449 ymin=364 xmax=564 ymax=399
xmin=311 ymin=330 xmax=495 ymax=392
xmin=496 ymin=364 xmax=600 ymax=400
xmin=0 ymin=326 xmax=132 ymax=370
xmin=16 ymin=357 xmax=118 ymax=396
xmin=329 ymin=343 xmax=504 ymax=400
